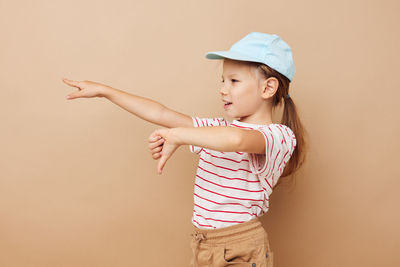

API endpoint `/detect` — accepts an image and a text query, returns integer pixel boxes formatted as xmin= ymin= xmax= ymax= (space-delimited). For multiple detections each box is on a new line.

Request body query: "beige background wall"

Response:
xmin=1 ymin=0 xmax=399 ymax=266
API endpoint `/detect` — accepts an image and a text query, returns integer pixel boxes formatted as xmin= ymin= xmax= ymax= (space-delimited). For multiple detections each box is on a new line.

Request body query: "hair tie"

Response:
xmin=286 ymin=93 xmax=290 ymax=99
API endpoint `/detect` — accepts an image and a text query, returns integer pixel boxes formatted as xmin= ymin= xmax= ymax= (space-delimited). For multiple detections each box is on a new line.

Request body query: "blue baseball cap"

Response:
xmin=205 ymin=32 xmax=296 ymax=82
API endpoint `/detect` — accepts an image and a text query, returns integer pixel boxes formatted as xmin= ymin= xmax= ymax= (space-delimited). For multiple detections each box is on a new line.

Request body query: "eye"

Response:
xmin=220 ymin=79 xmax=238 ymax=83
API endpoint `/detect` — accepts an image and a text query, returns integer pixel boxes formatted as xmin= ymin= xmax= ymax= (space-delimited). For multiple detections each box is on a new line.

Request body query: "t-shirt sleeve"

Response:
xmin=189 ymin=116 xmax=229 ymax=154
xmin=248 ymin=124 xmax=297 ymax=188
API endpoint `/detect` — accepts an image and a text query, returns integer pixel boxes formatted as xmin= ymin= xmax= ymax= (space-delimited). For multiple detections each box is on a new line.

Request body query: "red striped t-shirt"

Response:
xmin=189 ymin=117 xmax=297 ymax=229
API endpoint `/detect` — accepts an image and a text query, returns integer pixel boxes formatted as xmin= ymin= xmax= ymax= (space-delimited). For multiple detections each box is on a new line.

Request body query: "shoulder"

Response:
xmin=259 ymin=124 xmax=295 ymax=139
xmin=255 ymin=124 xmax=296 ymax=150
xmin=272 ymin=124 xmax=295 ymax=138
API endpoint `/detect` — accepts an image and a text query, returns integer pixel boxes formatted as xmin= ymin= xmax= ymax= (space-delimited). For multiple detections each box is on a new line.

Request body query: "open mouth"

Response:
xmin=224 ymin=102 xmax=232 ymax=108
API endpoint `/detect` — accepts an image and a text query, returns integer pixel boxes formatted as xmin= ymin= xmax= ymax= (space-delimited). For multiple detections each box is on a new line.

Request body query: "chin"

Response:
xmin=229 ymin=116 xmax=241 ymax=120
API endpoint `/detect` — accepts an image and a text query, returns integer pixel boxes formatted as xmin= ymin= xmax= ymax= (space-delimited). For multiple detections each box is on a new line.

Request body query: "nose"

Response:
xmin=219 ymin=84 xmax=228 ymax=96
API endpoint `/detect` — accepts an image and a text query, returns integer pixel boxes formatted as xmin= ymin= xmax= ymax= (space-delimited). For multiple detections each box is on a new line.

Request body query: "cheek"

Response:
xmin=233 ymin=86 xmax=250 ymax=98
xmin=238 ymin=93 xmax=261 ymax=113
xmin=235 ymin=87 xmax=257 ymax=103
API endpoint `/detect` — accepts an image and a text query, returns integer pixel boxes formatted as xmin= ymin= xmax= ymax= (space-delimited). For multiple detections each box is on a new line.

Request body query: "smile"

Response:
xmin=224 ymin=102 xmax=232 ymax=109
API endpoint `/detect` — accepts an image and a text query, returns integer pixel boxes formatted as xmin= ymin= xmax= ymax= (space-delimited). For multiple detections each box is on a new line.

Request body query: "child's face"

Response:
xmin=220 ymin=59 xmax=268 ymax=120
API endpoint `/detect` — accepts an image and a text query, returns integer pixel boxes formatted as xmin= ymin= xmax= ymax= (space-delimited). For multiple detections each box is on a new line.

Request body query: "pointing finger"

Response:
xmin=62 ymin=78 xmax=81 ymax=88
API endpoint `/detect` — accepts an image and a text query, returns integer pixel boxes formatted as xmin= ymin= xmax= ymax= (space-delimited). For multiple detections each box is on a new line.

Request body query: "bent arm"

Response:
xmin=102 ymin=87 xmax=192 ymax=128
xmin=172 ymin=127 xmax=266 ymax=154
xmin=172 ymin=126 xmax=243 ymax=152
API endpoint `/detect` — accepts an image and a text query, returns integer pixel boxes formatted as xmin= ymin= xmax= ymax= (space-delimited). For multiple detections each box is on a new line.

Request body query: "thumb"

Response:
xmin=157 ymin=152 xmax=168 ymax=175
xmin=66 ymin=93 xmax=80 ymax=100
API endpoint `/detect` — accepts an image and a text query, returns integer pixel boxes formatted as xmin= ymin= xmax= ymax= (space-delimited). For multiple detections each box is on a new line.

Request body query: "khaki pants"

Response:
xmin=189 ymin=216 xmax=273 ymax=267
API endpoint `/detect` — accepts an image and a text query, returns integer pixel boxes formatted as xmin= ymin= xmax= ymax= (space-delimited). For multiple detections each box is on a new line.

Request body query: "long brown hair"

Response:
xmin=245 ymin=61 xmax=309 ymax=189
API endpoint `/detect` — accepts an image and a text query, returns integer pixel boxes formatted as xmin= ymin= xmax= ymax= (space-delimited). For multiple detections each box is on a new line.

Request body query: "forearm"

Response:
xmin=172 ymin=126 xmax=243 ymax=152
xmin=102 ymin=86 xmax=165 ymax=125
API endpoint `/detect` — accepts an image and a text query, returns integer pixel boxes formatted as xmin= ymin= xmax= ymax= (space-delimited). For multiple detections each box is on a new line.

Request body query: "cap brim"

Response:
xmin=205 ymin=51 xmax=260 ymax=63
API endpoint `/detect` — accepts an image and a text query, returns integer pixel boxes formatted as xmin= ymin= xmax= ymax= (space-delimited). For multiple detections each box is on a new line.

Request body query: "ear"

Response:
xmin=260 ymin=77 xmax=279 ymax=99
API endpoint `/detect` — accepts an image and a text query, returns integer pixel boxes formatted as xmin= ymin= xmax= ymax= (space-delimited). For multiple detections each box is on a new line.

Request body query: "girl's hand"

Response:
xmin=148 ymin=128 xmax=181 ymax=175
xmin=62 ymin=78 xmax=111 ymax=100
xmin=148 ymin=135 xmax=165 ymax=160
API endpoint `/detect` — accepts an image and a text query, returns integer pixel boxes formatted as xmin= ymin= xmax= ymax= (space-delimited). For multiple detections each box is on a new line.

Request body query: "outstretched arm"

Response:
xmin=62 ymin=78 xmax=193 ymax=128
xmin=103 ymin=87 xmax=193 ymax=128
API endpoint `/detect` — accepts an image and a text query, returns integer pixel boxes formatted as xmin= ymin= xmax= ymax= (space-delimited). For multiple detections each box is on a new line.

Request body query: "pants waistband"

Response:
xmin=191 ymin=216 xmax=264 ymax=244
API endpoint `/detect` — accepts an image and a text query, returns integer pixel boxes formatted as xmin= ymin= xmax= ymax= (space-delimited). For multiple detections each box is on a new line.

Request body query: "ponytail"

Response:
xmin=246 ymin=61 xmax=309 ymax=189
xmin=279 ymin=94 xmax=309 ymax=188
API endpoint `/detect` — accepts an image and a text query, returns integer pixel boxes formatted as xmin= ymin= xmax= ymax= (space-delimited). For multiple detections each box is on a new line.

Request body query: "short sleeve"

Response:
xmin=189 ymin=116 xmax=229 ymax=154
xmin=248 ymin=124 xmax=297 ymax=187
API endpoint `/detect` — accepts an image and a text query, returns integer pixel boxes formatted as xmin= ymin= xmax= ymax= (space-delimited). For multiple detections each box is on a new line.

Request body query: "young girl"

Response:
xmin=63 ymin=32 xmax=306 ymax=267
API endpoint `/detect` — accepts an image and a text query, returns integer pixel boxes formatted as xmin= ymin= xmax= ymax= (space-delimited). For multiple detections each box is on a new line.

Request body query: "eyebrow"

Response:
xmin=221 ymin=73 xmax=239 ymax=78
